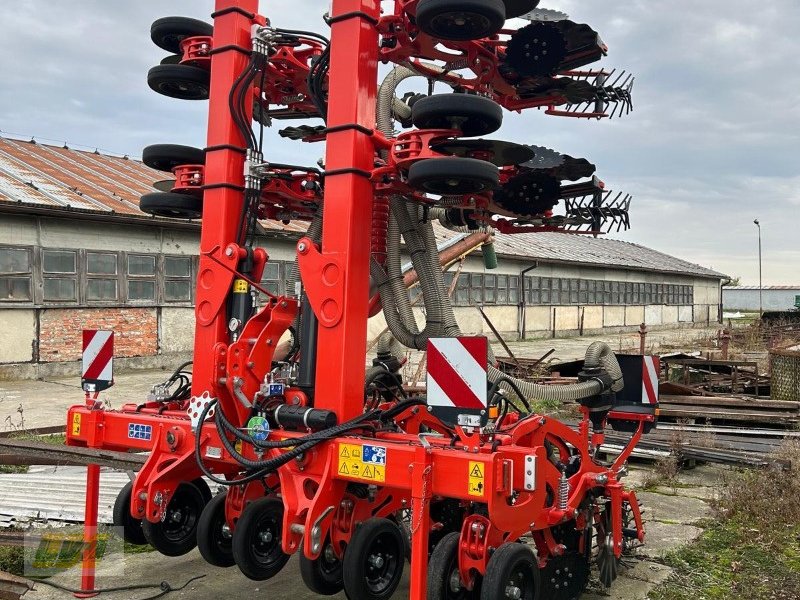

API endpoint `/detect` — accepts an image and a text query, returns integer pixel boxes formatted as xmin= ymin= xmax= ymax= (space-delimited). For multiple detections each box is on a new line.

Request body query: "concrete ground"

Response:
xmin=0 ymin=325 xmax=719 ymax=431
xmin=22 ymin=463 xmax=723 ymax=600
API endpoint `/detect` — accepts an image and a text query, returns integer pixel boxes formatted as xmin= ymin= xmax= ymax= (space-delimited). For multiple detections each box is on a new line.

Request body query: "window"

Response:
xmin=165 ymin=256 xmax=193 ymax=302
xmin=88 ymin=252 xmax=118 ymax=275
xmin=578 ymin=279 xmax=588 ymax=304
xmin=261 ymin=262 xmax=281 ymax=296
xmin=125 ymin=253 xmax=154 ymax=303
xmin=0 ymin=247 xmax=32 ymax=301
xmin=508 ymin=276 xmax=519 ymax=304
xmin=470 ymin=274 xmax=483 ymax=304
xmin=496 ymin=275 xmax=508 ymax=304
xmin=87 ymin=278 xmax=117 ymax=301
xmin=587 ymin=280 xmax=596 ymax=304
xmin=42 ymin=250 xmax=77 ymax=302
xmin=455 ymin=273 xmax=469 ymax=306
xmin=85 ymin=252 xmax=119 ymax=302
xmin=569 ymin=279 xmax=579 ymax=304
xmin=484 ymin=274 xmax=496 ymax=303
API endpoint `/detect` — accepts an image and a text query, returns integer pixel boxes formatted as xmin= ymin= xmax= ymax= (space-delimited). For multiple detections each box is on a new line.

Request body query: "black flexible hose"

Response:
xmin=32 ymin=575 xmax=206 ymax=600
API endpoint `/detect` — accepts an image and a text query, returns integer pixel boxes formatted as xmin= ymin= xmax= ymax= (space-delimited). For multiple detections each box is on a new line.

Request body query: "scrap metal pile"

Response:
xmin=66 ymin=1 xmax=656 ymax=599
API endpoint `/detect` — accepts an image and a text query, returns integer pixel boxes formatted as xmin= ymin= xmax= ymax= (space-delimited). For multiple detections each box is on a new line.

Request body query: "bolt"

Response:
xmin=260 ymin=530 xmax=274 ymax=544
xmin=221 ymin=524 xmax=232 ymax=539
xmin=170 ymin=510 xmax=182 ymax=523
xmin=298 ymin=242 xmax=307 ymax=252
xmin=225 ymin=247 xmax=234 ymax=257
xmin=505 ymin=585 xmax=522 ymax=600
xmin=368 ymin=554 xmax=385 ymax=569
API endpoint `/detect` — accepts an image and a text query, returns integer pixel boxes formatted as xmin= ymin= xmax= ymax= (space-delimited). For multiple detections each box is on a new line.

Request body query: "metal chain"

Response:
xmin=409 ymin=465 xmax=432 ymax=535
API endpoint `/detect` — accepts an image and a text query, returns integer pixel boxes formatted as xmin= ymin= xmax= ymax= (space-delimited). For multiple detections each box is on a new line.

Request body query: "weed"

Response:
xmin=0 ymin=544 xmax=24 ymax=576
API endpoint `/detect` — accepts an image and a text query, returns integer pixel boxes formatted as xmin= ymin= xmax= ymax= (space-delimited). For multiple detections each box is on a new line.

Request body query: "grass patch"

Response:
xmin=649 ymin=441 xmax=800 ymax=600
xmin=0 ymin=544 xmax=24 ymax=575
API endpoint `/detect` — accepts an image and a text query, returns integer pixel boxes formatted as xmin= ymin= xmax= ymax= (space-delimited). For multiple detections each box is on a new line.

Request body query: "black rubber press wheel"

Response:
xmin=342 ymin=518 xmax=405 ymax=600
xmin=197 ymin=491 xmax=235 ymax=567
xmin=140 ymin=192 xmax=202 ymax=219
xmin=408 ymin=157 xmax=498 ymax=195
xmin=299 ymin=539 xmax=344 ymax=595
xmin=112 ymin=481 xmax=148 ymax=546
xmin=142 ymin=144 xmax=205 ymax=172
xmin=428 ymin=532 xmax=480 ymax=600
xmin=147 ymin=64 xmax=210 ymax=100
xmin=151 ymin=16 xmax=213 ymax=54
xmin=416 ymin=0 xmax=506 ymax=41
xmin=412 ymin=93 xmax=502 ymax=137
xmin=141 ymin=482 xmax=206 ymax=557
xmin=232 ymin=497 xmax=291 ymax=581
xmin=480 ymin=542 xmax=540 ymax=600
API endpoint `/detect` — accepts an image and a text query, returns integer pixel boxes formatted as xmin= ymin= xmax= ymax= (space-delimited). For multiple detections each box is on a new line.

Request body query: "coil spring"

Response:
xmin=558 ymin=471 xmax=569 ymax=511
xmin=371 ymin=196 xmax=389 ymax=266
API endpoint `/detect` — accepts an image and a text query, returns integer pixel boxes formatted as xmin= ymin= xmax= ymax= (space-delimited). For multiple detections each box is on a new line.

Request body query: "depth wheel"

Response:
xmin=196 ymin=492 xmax=235 ymax=567
xmin=480 ymin=542 xmax=540 ymax=600
xmin=141 ymin=482 xmax=205 ymax=557
xmin=342 ymin=518 xmax=405 ymax=600
xmin=299 ymin=539 xmax=344 ymax=595
xmin=147 ymin=64 xmax=210 ymax=100
xmin=140 ymin=192 xmax=202 ymax=219
xmin=416 ymin=0 xmax=506 ymax=41
xmin=407 ymin=157 xmax=498 ymax=195
xmin=412 ymin=94 xmax=502 ymax=137
xmin=151 ymin=16 xmax=213 ymax=54
xmin=428 ymin=532 xmax=479 ymax=600
xmin=231 ymin=497 xmax=290 ymax=581
xmin=143 ymin=144 xmax=205 ymax=172
xmin=112 ymin=481 xmax=148 ymax=546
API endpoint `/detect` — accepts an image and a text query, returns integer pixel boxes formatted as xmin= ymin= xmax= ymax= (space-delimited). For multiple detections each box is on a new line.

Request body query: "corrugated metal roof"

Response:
xmin=432 ymin=224 xmax=726 ymax=279
xmin=724 ymin=286 xmax=800 ymax=291
xmin=0 ymin=135 xmax=305 ymax=234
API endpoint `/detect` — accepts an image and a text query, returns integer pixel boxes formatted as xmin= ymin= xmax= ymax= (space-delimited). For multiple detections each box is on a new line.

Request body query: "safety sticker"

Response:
xmin=338 ymin=443 xmax=386 ymax=483
xmin=128 ymin=423 xmax=152 ymax=441
xmin=71 ymin=413 xmax=81 ymax=436
xmin=247 ymin=416 xmax=270 ymax=441
xmin=468 ymin=461 xmax=485 ymax=497
xmin=232 ymin=279 xmax=249 ymax=293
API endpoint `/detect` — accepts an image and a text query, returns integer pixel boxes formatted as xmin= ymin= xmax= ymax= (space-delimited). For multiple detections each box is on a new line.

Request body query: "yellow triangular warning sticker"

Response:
xmin=363 ymin=465 xmax=374 ymax=479
xmin=470 ymin=464 xmax=483 ymax=478
xmin=339 ymin=463 xmax=349 ymax=475
xmin=340 ymin=447 xmax=350 ymax=458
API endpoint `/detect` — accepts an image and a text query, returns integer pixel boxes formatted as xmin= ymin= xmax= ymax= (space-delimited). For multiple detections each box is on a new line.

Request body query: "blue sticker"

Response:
xmin=247 ymin=416 xmax=270 ymax=441
xmin=268 ymin=383 xmax=285 ymax=396
xmin=362 ymin=444 xmax=386 ymax=465
xmin=128 ymin=423 xmax=152 ymax=441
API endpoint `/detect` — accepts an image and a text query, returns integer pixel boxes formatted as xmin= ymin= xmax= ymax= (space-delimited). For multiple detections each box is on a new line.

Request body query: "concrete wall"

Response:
xmin=722 ymin=288 xmax=800 ymax=312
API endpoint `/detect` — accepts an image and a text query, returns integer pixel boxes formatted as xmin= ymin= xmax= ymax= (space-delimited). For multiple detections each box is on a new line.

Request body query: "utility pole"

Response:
xmin=754 ymin=219 xmax=762 ymax=317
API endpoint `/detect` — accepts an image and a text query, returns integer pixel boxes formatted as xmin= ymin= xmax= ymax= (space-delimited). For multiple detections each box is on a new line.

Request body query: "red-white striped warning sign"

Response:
xmin=642 ymin=355 xmax=659 ymax=404
xmin=427 ymin=337 xmax=488 ymax=421
xmin=82 ymin=330 xmax=114 ymax=391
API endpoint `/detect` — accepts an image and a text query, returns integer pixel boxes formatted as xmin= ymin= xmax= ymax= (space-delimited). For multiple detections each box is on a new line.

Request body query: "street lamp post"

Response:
xmin=754 ymin=219 xmax=762 ymax=317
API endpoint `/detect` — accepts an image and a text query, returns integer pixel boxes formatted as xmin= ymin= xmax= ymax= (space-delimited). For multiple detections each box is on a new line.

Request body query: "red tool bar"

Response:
xmin=311 ymin=0 xmax=381 ymax=420
xmin=192 ymin=0 xmax=258 ymax=402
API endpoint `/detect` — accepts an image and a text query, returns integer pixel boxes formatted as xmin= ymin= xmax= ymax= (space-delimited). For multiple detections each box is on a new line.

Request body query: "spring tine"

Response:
xmin=609 ymin=69 xmax=625 ymax=88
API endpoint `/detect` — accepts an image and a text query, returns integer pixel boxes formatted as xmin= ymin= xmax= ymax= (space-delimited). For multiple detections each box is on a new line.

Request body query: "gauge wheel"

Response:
xmin=342 ymin=518 xmax=405 ymax=600
xmin=412 ymin=94 xmax=502 ymax=137
xmin=231 ymin=497 xmax=291 ymax=581
xmin=140 ymin=482 xmax=206 ymax=557
xmin=428 ymin=532 xmax=481 ymax=600
xmin=140 ymin=192 xmax=202 ymax=219
xmin=299 ymin=539 xmax=344 ymax=595
xmin=147 ymin=64 xmax=210 ymax=100
xmin=415 ymin=0 xmax=506 ymax=41
xmin=151 ymin=16 xmax=213 ymax=54
xmin=142 ymin=144 xmax=205 ymax=172
xmin=196 ymin=491 xmax=235 ymax=567
xmin=112 ymin=481 xmax=148 ymax=546
xmin=407 ymin=157 xmax=498 ymax=195
xmin=480 ymin=542 xmax=541 ymax=600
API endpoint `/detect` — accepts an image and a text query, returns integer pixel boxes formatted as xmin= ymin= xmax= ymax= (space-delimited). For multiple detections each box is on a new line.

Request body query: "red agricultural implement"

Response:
xmin=67 ymin=1 xmax=654 ymax=598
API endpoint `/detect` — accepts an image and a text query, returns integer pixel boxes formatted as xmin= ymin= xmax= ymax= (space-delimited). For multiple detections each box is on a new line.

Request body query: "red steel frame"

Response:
xmin=66 ymin=2 xmax=649 ymax=598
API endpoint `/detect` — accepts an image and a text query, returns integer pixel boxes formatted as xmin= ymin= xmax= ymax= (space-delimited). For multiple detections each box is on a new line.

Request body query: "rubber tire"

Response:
xmin=342 ymin=518 xmax=405 ymax=600
xmin=140 ymin=192 xmax=202 ymax=219
xmin=147 ymin=64 xmax=210 ymax=100
xmin=428 ymin=532 xmax=477 ymax=600
xmin=143 ymin=144 xmax=205 ymax=172
xmin=196 ymin=492 xmax=235 ymax=567
xmin=141 ymin=482 xmax=205 ymax=557
xmin=299 ymin=541 xmax=344 ymax=595
xmin=231 ymin=497 xmax=291 ymax=581
xmin=151 ymin=16 xmax=213 ymax=54
xmin=407 ymin=157 xmax=499 ymax=195
xmin=480 ymin=543 xmax=541 ymax=600
xmin=412 ymin=94 xmax=502 ymax=137
xmin=416 ymin=0 xmax=506 ymax=41
xmin=112 ymin=481 xmax=148 ymax=546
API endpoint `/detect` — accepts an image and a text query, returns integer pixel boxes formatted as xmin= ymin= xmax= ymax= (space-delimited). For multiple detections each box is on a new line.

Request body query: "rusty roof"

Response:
xmin=0 ymin=135 xmax=306 ymax=234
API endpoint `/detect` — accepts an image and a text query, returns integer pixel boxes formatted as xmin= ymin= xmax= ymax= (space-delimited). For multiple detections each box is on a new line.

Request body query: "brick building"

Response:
xmin=0 ymin=135 xmax=725 ymax=378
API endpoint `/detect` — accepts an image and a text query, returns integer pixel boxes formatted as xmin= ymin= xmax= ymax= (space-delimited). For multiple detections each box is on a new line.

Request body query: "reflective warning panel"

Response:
xmin=81 ymin=330 xmax=114 ymax=392
xmin=426 ymin=337 xmax=488 ymax=426
xmin=338 ymin=443 xmax=386 ymax=483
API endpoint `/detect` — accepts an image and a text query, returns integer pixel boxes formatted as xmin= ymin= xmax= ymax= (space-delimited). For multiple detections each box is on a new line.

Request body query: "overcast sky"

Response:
xmin=1 ymin=1 xmax=797 ymax=284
